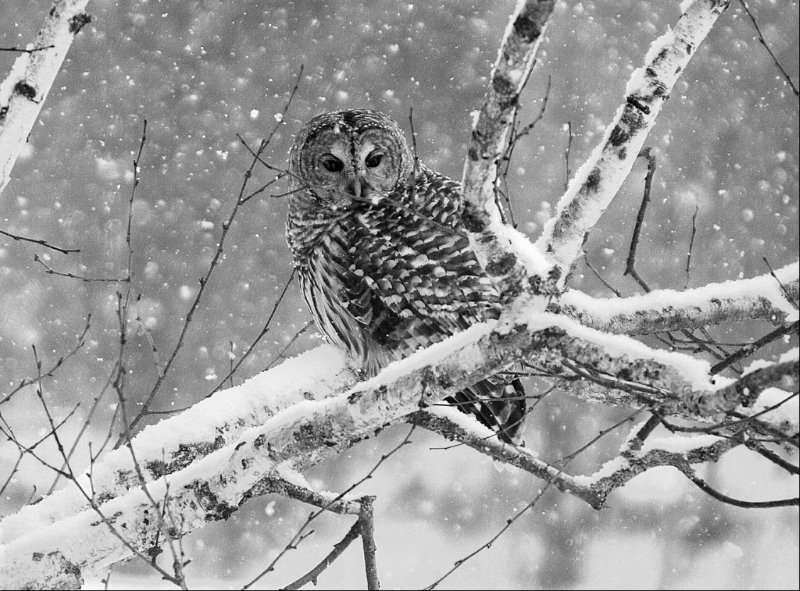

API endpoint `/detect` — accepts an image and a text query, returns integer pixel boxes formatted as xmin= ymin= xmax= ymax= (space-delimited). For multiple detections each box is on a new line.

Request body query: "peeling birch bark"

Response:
xmin=460 ymin=0 xmax=556 ymax=300
xmin=0 ymin=0 xmax=92 ymax=196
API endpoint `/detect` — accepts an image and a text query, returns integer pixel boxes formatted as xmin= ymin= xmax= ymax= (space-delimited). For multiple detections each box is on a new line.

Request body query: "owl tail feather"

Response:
xmin=446 ymin=378 xmax=527 ymax=445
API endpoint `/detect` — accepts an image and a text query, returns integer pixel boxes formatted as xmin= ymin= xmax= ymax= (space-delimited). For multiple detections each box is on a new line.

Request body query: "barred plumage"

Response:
xmin=286 ymin=109 xmax=526 ymax=443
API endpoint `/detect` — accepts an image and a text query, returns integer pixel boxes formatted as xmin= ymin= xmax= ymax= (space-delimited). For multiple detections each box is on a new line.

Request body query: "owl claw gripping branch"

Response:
xmin=286 ymin=109 xmax=527 ymax=444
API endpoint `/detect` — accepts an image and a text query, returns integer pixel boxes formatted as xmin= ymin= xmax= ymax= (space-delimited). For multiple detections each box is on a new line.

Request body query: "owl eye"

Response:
xmin=365 ymin=152 xmax=383 ymax=168
xmin=319 ymin=154 xmax=344 ymax=172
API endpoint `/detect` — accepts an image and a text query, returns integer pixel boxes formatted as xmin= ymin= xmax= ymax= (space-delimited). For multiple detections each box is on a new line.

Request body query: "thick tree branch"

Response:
xmin=5 ymin=302 xmax=787 ymax=585
xmin=556 ymin=263 xmax=799 ymax=334
xmin=0 ymin=0 xmax=91 ymax=195
xmin=460 ymin=0 xmax=556 ymax=300
xmin=0 ymin=346 xmax=355 ymax=543
xmin=536 ymin=0 xmax=731 ymax=278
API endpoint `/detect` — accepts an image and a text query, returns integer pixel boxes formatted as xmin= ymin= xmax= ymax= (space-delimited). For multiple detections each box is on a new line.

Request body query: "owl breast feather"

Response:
xmin=288 ymin=166 xmax=503 ymax=374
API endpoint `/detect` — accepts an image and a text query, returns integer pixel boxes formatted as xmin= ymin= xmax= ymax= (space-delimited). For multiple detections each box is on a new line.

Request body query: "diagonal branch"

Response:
xmin=536 ymin=0 xmax=731 ymax=278
xmin=0 ymin=0 xmax=92 ymax=196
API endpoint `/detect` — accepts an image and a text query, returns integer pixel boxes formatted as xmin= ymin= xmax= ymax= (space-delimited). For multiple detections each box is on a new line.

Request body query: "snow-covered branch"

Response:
xmin=0 ymin=346 xmax=355 ymax=543
xmin=0 ymin=0 xmax=91 ymax=196
xmin=5 ymin=300 xmax=793 ymax=585
xmin=556 ymin=262 xmax=799 ymax=334
xmin=460 ymin=0 xmax=556 ymax=299
xmin=536 ymin=0 xmax=731 ymax=278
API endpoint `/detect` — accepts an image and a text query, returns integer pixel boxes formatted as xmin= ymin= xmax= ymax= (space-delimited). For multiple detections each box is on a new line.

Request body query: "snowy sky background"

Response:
xmin=0 ymin=0 xmax=798 ymax=588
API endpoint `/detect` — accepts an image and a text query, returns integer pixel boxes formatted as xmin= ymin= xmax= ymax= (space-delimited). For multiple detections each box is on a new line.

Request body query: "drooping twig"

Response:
xmin=423 ymin=405 xmax=643 ymax=590
xmin=679 ymin=464 xmax=798 ymax=508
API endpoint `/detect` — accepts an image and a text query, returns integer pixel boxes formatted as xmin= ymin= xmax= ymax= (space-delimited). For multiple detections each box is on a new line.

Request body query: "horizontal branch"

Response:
xmin=410 ymin=408 xmax=606 ymax=508
xmin=536 ymin=0 xmax=731 ymax=277
xmin=587 ymin=434 xmax=740 ymax=501
xmin=1 ymin=306 xmax=749 ymax=585
xmin=556 ymin=262 xmax=799 ymax=334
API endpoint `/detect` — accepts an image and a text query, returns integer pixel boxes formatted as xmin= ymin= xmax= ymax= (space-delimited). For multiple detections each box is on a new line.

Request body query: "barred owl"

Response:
xmin=286 ymin=109 xmax=526 ymax=443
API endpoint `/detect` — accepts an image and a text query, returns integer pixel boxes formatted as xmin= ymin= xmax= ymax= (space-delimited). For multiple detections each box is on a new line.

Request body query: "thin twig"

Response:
xmin=243 ymin=426 xmax=415 ymax=589
xmin=282 ymin=519 xmax=362 ymax=590
xmin=763 ymin=256 xmax=799 ymax=309
xmin=206 ymin=269 xmax=296 ymax=397
xmin=0 ymin=44 xmax=55 ymax=53
xmin=680 ymin=465 xmax=798 ymax=508
xmin=0 ymin=314 xmax=91 ymax=405
xmin=738 ymin=0 xmax=799 ymax=97
xmin=264 ymin=321 xmax=312 ymax=371
xmin=684 ymin=204 xmax=699 ymax=288
xmin=424 ymin=403 xmax=640 ymax=590
xmin=123 ymin=69 xmax=303 ymax=441
xmin=34 ymin=254 xmax=126 ymax=282
xmin=0 ymin=228 xmax=79 ymax=254
xmin=710 ymin=321 xmax=799 ymax=375
xmin=624 ymin=148 xmax=655 ymax=292
xmin=563 ymin=120 xmax=573 ymax=192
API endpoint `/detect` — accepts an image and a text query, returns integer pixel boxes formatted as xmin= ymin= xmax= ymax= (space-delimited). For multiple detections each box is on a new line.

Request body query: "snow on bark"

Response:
xmin=0 ymin=345 xmax=353 ymax=544
xmin=460 ymin=0 xmax=556 ymax=300
xmin=536 ymin=0 xmax=731 ymax=277
xmin=0 ymin=0 xmax=92 ymax=196
xmin=4 ymin=303 xmax=788 ymax=586
xmin=556 ymin=263 xmax=799 ymax=334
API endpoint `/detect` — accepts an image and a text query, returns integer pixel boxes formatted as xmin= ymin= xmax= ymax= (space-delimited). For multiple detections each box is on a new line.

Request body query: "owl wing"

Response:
xmin=349 ymin=167 xmax=502 ymax=357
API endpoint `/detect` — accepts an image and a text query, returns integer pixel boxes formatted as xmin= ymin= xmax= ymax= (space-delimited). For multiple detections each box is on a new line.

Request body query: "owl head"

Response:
xmin=288 ymin=109 xmax=413 ymax=206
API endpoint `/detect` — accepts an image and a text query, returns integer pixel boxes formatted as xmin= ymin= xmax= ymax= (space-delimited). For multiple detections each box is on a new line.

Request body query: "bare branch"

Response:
xmin=710 ymin=321 xmax=799 ymax=375
xmin=737 ymin=0 xmax=799 ymax=97
xmin=282 ymin=519 xmax=362 ymax=590
xmin=358 ymin=496 xmax=380 ymax=591
xmin=0 ymin=228 xmax=79 ymax=254
xmin=685 ymin=358 xmax=799 ymax=416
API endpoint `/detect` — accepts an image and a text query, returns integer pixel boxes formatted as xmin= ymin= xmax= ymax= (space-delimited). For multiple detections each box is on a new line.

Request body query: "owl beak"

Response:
xmin=345 ymin=175 xmax=369 ymax=200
